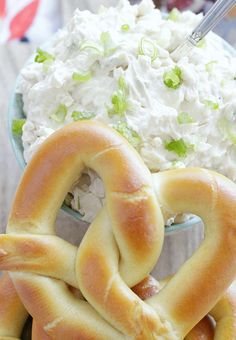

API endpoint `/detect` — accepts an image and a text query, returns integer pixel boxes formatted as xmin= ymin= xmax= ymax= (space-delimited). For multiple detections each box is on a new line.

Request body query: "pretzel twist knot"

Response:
xmin=1 ymin=121 xmax=236 ymax=339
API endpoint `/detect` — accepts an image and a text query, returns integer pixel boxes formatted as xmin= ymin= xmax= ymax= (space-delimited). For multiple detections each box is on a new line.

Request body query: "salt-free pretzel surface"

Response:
xmin=1 ymin=121 xmax=164 ymax=339
xmin=1 ymin=121 xmax=236 ymax=338
xmin=134 ymin=275 xmax=236 ymax=339
xmin=0 ymin=271 xmax=234 ymax=339
xmin=133 ymin=276 xmax=215 ymax=340
xmin=0 ymin=273 xmax=28 ymax=340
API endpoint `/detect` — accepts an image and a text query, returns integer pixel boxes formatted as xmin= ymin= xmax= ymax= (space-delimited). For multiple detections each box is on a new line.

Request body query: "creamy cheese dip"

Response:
xmin=17 ymin=0 xmax=236 ymax=223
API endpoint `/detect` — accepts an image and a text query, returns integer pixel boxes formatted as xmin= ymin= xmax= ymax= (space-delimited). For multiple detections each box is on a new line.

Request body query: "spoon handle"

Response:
xmin=188 ymin=0 xmax=236 ymax=46
xmin=171 ymin=0 xmax=236 ymax=60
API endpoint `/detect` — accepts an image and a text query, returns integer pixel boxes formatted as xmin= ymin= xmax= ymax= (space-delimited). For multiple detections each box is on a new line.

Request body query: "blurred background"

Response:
xmin=0 ymin=0 xmax=235 ymax=278
xmin=0 ymin=0 xmax=236 ymax=45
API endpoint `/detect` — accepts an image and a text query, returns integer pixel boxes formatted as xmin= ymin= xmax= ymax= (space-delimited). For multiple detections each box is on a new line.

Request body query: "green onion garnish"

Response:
xmin=113 ymin=121 xmax=142 ymax=149
xmin=72 ymin=72 xmax=92 ymax=82
xmin=108 ymin=76 xmax=129 ymax=117
xmin=218 ymin=118 xmax=236 ymax=144
xmin=204 ymin=100 xmax=219 ymax=110
xmin=35 ymin=48 xmax=55 ymax=63
xmin=163 ymin=66 xmax=182 ymax=89
xmin=50 ymin=104 xmax=67 ymax=123
xmin=121 ymin=24 xmax=130 ymax=32
xmin=138 ymin=37 xmax=158 ymax=63
xmin=205 ymin=61 xmax=217 ymax=73
xmin=167 ymin=8 xmax=180 ymax=21
xmin=177 ymin=112 xmax=195 ymax=124
xmin=197 ymin=38 xmax=206 ymax=48
xmin=100 ymin=32 xmax=117 ymax=57
xmin=80 ymin=41 xmax=103 ymax=55
xmin=165 ymin=138 xmax=194 ymax=157
xmin=12 ymin=119 xmax=26 ymax=135
xmin=71 ymin=111 xmax=95 ymax=121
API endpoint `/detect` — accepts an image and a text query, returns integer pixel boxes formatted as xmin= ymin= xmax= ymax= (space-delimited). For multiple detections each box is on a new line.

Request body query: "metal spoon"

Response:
xmin=171 ymin=0 xmax=236 ymax=61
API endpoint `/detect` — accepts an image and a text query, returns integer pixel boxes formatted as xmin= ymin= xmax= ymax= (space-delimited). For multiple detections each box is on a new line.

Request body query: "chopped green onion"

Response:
xmin=109 ymin=92 xmax=128 ymax=117
xmin=72 ymin=72 xmax=92 ymax=82
xmin=100 ymin=32 xmax=111 ymax=45
xmin=121 ymin=24 xmax=130 ymax=32
xmin=197 ymin=38 xmax=206 ymax=48
xmin=177 ymin=112 xmax=195 ymax=124
xmin=163 ymin=66 xmax=182 ymax=89
xmin=35 ymin=48 xmax=55 ymax=63
xmin=165 ymin=138 xmax=194 ymax=157
xmin=118 ymin=75 xmax=128 ymax=93
xmin=204 ymin=100 xmax=219 ymax=110
xmin=205 ymin=61 xmax=217 ymax=73
xmin=80 ymin=41 xmax=103 ymax=55
xmin=218 ymin=118 xmax=236 ymax=144
xmin=12 ymin=119 xmax=26 ymax=135
xmin=64 ymin=193 xmax=73 ymax=207
xmin=113 ymin=121 xmax=142 ymax=149
xmin=167 ymin=8 xmax=180 ymax=21
xmin=108 ymin=76 xmax=129 ymax=117
xmin=50 ymin=104 xmax=67 ymax=123
xmin=100 ymin=32 xmax=117 ymax=57
xmin=138 ymin=37 xmax=158 ymax=63
xmin=71 ymin=111 xmax=95 ymax=121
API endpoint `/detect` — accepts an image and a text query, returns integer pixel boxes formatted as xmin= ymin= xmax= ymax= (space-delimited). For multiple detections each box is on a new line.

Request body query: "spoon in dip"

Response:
xmin=171 ymin=0 xmax=236 ymax=61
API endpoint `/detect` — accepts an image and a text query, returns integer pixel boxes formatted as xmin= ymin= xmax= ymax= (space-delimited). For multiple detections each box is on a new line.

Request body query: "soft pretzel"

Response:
xmin=209 ymin=280 xmax=236 ymax=339
xmin=0 ymin=271 xmax=235 ymax=339
xmin=185 ymin=317 xmax=215 ymax=340
xmin=146 ymin=169 xmax=236 ymax=337
xmin=76 ymin=168 xmax=236 ymax=338
xmin=0 ymin=121 xmax=164 ymax=338
xmin=133 ymin=275 xmax=236 ymax=339
xmin=1 ymin=121 xmax=236 ymax=338
xmin=133 ymin=276 xmax=215 ymax=340
xmin=0 ymin=272 xmax=28 ymax=340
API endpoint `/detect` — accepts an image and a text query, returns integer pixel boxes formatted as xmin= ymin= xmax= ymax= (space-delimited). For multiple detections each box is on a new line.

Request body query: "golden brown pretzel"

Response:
xmin=0 ymin=272 xmax=28 ymax=340
xmin=75 ymin=168 xmax=236 ymax=338
xmin=209 ymin=280 xmax=236 ymax=339
xmin=146 ymin=169 xmax=236 ymax=337
xmin=0 ymin=121 xmax=164 ymax=338
xmin=0 ymin=271 xmax=234 ymax=339
xmin=184 ymin=317 xmax=214 ymax=340
xmin=1 ymin=122 xmax=236 ymax=338
xmin=133 ymin=276 xmax=215 ymax=340
xmin=133 ymin=276 xmax=236 ymax=340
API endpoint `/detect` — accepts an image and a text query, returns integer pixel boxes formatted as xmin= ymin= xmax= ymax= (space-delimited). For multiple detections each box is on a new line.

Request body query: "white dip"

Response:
xmin=17 ymin=0 xmax=236 ymax=224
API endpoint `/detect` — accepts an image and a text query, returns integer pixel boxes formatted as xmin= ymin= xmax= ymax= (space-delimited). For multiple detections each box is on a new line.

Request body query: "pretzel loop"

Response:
xmin=2 ymin=121 xmax=164 ymax=338
xmin=1 ymin=122 xmax=236 ymax=339
xmin=147 ymin=169 xmax=236 ymax=337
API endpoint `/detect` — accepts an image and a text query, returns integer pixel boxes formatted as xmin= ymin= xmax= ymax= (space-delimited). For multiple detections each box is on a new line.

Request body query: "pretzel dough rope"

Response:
xmin=0 ymin=121 xmax=165 ymax=339
xmin=146 ymin=169 xmax=236 ymax=337
xmin=208 ymin=280 xmax=236 ymax=340
xmin=0 ymin=272 xmax=28 ymax=340
xmin=133 ymin=276 xmax=215 ymax=340
xmin=73 ymin=167 xmax=236 ymax=338
xmin=1 ymin=270 xmax=235 ymax=340
xmin=27 ymin=280 xmax=236 ymax=340
xmin=1 ymin=122 xmax=236 ymax=338
xmin=134 ymin=275 xmax=236 ymax=340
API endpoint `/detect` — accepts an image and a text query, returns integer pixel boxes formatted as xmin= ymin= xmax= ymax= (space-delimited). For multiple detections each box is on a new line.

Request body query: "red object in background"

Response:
xmin=0 ymin=0 xmax=6 ymax=18
xmin=167 ymin=0 xmax=195 ymax=10
xmin=8 ymin=0 xmax=40 ymax=40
